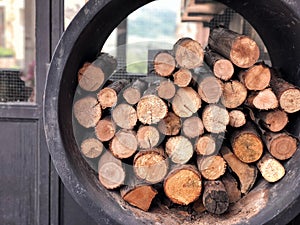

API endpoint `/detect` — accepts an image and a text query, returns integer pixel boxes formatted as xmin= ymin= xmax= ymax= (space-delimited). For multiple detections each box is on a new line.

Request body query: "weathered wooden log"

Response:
xmin=80 ymin=138 xmax=103 ymax=158
xmin=172 ymin=87 xmax=202 ymax=118
xmin=208 ymin=27 xmax=260 ymax=68
xmin=220 ymin=146 xmax=257 ymax=194
xmin=109 ymin=129 xmax=138 ymax=159
xmin=202 ymin=104 xmax=229 ymax=133
xmin=78 ymin=53 xmax=117 ymax=91
xmin=270 ymin=74 xmax=300 ymax=113
xmin=202 ymin=180 xmax=229 ymax=215
xmin=257 ymin=153 xmax=285 ymax=183
xmin=123 ymin=79 xmax=147 ymax=105
xmin=97 ymin=79 xmax=130 ymax=108
xmin=73 ymin=96 xmax=102 ymax=128
xmin=173 ymin=37 xmax=204 ymax=69
xmin=257 ymin=109 xmax=288 ymax=132
xmin=221 ymin=173 xmax=241 ymax=204
xmin=193 ymin=199 xmax=207 ymax=213
xmin=164 ymin=164 xmax=202 ymax=205
xmin=204 ymin=49 xmax=234 ymax=81
xmin=165 ymin=136 xmax=194 ymax=164
xmin=197 ymin=155 xmax=227 ymax=180
xmin=133 ymin=148 xmax=169 ymax=184
xmin=195 ymin=134 xmax=216 ymax=156
xmin=228 ymin=110 xmax=246 ymax=128
xmin=231 ymin=122 xmax=263 ymax=163
xmin=95 ymin=116 xmax=116 ymax=142
xmin=246 ymin=88 xmax=278 ymax=110
xmin=182 ymin=116 xmax=204 ymax=139
xmin=239 ymin=63 xmax=271 ymax=91
xmin=221 ymin=80 xmax=247 ymax=109
xmin=157 ymin=79 xmax=176 ymax=100
xmin=263 ymin=131 xmax=298 ymax=160
xmin=112 ymin=103 xmax=137 ymax=129
xmin=197 ymin=75 xmax=223 ymax=104
xmin=157 ymin=112 xmax=181 ymax=136
xmin=173 ymin=68 xmax=192 ymax=87
xmin=136 ymin=125 xmax=160 ymax=149
xmin=153 ymin=51 xmax=176 ymax=77
xmin=98 ymin=150 xmax=126 ymax=189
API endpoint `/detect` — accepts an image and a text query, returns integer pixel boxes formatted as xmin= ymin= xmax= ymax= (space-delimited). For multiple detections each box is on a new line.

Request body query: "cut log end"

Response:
xmin=221 ymin=81 xmax=247 ymax=109
xmin=247 ymin=88 xmax=278 ymax=110
xmin=195 ymin=135 xmax=216 ymax=156
xmin=258 ymin=110 xmax=288 ymax=132
xmin=95 ymin=117 xmax=116 ymax=142
xmin=137 ymin=126 xmax=160 ymax=149
xmin=202 ymin=104 xmax=229 ymax=133
xmin=197 ymin=155 xmax=226 ymax=180
xmin=78 ymin=63 xmax=105 ymax=92
xmin=98 ymin=161 xmax=126 ymax=189
xmin=97 ymin=88 xmax=117 ymax=108
xmin=154 ymin=52 xmax=176 ymax=77
xmin=112 ymin=103 xmax=137 ymax=129
xmin=158 ymin=112 xmax=182 ymax=136
xmin=279 ymin=88 xmax=300 ymax=113
xmin=173 ymin=68 xmax=192 ymax=87
xmin=213 ymin=59 xmax=234 ymax=81
xmin=229 ymin=110 xmax=246 ymax=128
xmin=123 ymin=87 xmax=142 ymax=105
xmin=182 ymin=116 xmax=204 ymax=139
xmin=81 ymin=138 xmax=103 ymax=158
xmin=198 ymin=76 xmax=223 ymax=104
xmin=166 ymin=136 xmax=194 ymax=164
xmin=157 ymin=80 xmax=176 ymax=100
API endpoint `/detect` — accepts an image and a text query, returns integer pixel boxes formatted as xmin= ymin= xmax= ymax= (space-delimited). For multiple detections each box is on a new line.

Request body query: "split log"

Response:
xmin=95 ymin=116 xmax=116 ymax=142
xmin=157 ymin=79 xmax=176 ymax=100
xmin=164 ymin=164 xmax=202 ymax=205
xmin=173 ymin=37 xmax=204 ymax=69
xmin=204 ymin=49 xmax=234 ymax=81
xmin=78 ymin=53 xmax=117 ymax=91
xmin=208 ymin=27 xmax=260 ymax=68
xmin=133 ymin=148 xmax=169 ymax=184
xmin=270 ymin=75 xmax=300 ymax=113
xmin=73 ymin=96 xmax=102 ymax=128
xmin=157 ymin=112 xmax=181 ymax=136
xmin=173 ymin=68 xmax=192 ymax=87
xmin=80 ymin=138 xmax=103 ymax=158
xmin=197 ymin=75 xmax=223 ymax=104
xmin=257 ymin=153 xmax=285 ymax=183
xmin=182 ymin=116 xmax=204 ymax=139
xmin=221 ymin=80 xmax=247 ymax=109
xmin=98 ymin=150 xmax=125 ymax=189
xmin=153 ymin=51 xmax=176 ymax=77
xmin=220 ymin=146 xmax=257 ymax=194
xmin=123 ymin=79 xmax=147 ymax=105
xmin=246 ymin=88 xmax=278 ymax=110
xmin=202 ymin=180 xmax=229 ymax=215
xmin=231 ymin=122 xmax=263 ymax=163
xmin=257 ymin=109 xmax=288 ymax=132
xmin=137 ymin=125 xmax=160 ymax=149
xmin=195 ymin=134 xmax=216 ymax=156
xmin=172 ymin=87 xmax=202 ymax=118
xmin=112 ymin=103 xmax=137 ymax=129
xmin=109 ymin=129 xmax=138 ymax=159
xmin=165 ymin=136 xmax=194 ymax=164
xmin=221 ymin=173 xmax=241 ymax=204
xmin=197 ymin=155 xmax=226 ymax=180
xmin=263 ymin=131 xmax=298 ymax=160
xmin=228 ymin=110 xmax=246 ymax=128
xmin=238 ymin=63 xmax=271 ymax=91
xmin=97 ymin=79 xmax=130 ymax=108
xmin=202 ymin=104 xmax=229 ymax=133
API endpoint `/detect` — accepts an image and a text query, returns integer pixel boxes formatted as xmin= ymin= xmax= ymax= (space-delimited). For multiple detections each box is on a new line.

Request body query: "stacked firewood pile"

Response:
xmin=73 ymin=27 xmax=300 ymax=214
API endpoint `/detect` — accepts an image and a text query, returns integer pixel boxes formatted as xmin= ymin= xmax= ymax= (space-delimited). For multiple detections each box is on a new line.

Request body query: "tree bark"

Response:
xmin=80 ymin=138 xmax=103 ymax=158
xmin=165 ymin=136 xmax=194 ymax=164
xmin=197 ymin=155 xmax=226 ymax=180
xmin=123 ymin=79 xmax=147 ymax=105
xmin=257 ymin=109 xmax=288 ymax=132
xmin=173 ymin=68 xmax=192 ymax=87
xmin=221 ymin=80 xmax=247 ymax=109
xmin=157 ymin=112 xmax=181 ymax=136
xmin=112 ymin=103 xmax=137 ymax=129
xmin=228 ymin=110 xmax=246 ymax=128
xmin=246 ymin=88 xmax=278 ymax=110
xmin=202 ymin=104 xmax=229 ymax=133
xmin=153 ymin=51 xmax=176 ymax=77
xmin=137 ymin=125 xmax=160 ymax=149
xmin=182 ymin=116 xmax=204 ymax=139
xmin=95 ymin=116 xmax=116 ymax=142
xmin=195 ymin=134 xmax=217 ymax=156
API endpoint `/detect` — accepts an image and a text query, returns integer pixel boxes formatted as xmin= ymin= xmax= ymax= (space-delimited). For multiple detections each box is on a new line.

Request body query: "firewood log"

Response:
xmin=123 ymin=79 xmax=147 ymax=105
xmin=157 ymin=79 xmax=176 ymax=100
xmin=228 ymin=110 xmax=246 ymax=128
xmin=221 ymin=80 xmax=247 ymax=109
xmin=246 ymin=88 xmax=278 ymax=110
xmin=173 ymin=37 xmax=204 ymax=69
xmin=157 ymin=112 xmax=181 ymax=136
xmin=153 ymin=51 xmax=176 ymax=77
xmin=195 ymin=134 xmax=217 ymax=156
xmin=80 ymin=138 xmax=103 ymax=158
xmin=173 ymin=68 xmax=192 ymax=87
xmin=73 ymin=96 xmax=102 ymax=128
xmin=208 ymin=27 xmax=260 ymax=68
xmin=112 ymin=103 xmax=137 ymax=129
xmin=137 ymin=125 xmax=160 ymax=149
xmin=95 ymin=116 xmax=116 ymax=142
xmin=182 ymin=116 xmax=204 ymax=139
xmin=197 ymin=75 xmax=223 ymax=104
xmin=165 ymin=136 xmax=194 ymax=164
xmin=221 ymin=173 xmax=241 ymax=204
xmin=197 ymin=155 xmax=226 ymax=180
xmin=202 ymin=104 xmax=229 ymax=133
xmin=164 ymin=164 xmax=202 ymax=205
xmin=202 ymin=180 xmax=229 ymax=215
xmin=220 ymin=146 xmax=257 ymax=194
xmin=256 ymin=109 xmax=288 ymax=132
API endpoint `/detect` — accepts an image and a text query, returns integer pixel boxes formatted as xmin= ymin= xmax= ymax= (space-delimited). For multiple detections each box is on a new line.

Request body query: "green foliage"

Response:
xmin=0 ymin=47 xmax=14 ymax=57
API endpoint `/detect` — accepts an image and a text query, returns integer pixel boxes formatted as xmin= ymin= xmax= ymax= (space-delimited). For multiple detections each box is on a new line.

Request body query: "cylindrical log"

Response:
xmin=80 ymin=138 xmax=103 ymax=158
xmin=202 ymin=104 xmax=229 ymax=133
xmin=164 ymin=164 xmax=202 ymax=205
xmin=173 ymin=68 xmax=192 ymax=87
xmin=228 ymin=110 xmax=246 ymax=128
xmin=195 ymin=134 xmax=216 ymax=156
xmin=165 ymin=136 xmax=194 ymax=164
xmin=133 ymin=148 xmax=169 ymax=184
xmin=208 ymin=27 xmax=260 ymax=68
xmin=263 ymin=131 xmax=298 ymax=160
xmin=257 ymin=109 xmax=288 ymax=132
xmin=220 ymin=146 xmax=257 ymax=194
xmin=204 ymin=49 xmax=234 ymax=81
xmin=73 ymin=96 xmax=102 ymax=128
xmin=137 ymin=125 xmax=160 ymax=149
xmin=123 ymin=79 xmax=147 ymax=105
xmin=153 ymin=51 xmax=176 ymax=77
xmin=231 ymin=122 xmax=264 ymax=163
xmin=202 ymin=180 xmax=229 ymax=215
xmin=157 ymin=112 xmax=181 ymax=136
xmin=182 ymin=116 xmax=204 ymax=139
xmin=173 ymin=37 xmax=204 ymax=69
xmin=172 ymin=87 xmax=202 ymax=118
xmin=197 ymin=155 xmax=226 ymax=180
xmin=239 ymin=63 xmax=271 ymax=91
xmin=112 ymin=103 xmax=137 ymax=129
xmin=95 ymin=116 xmax=116 ymax=142
xmin=221 ymin=80 xmax=247 ymax=108
xmin=257 ymin=153 xmax=285 ymax=183
xmin=197 ymin=75 xmax=223 ymax=104
xmin=246 ymin=88 xmax=278 ymax=110
xmin=221 ymin=173 xmax=241 ymax=204
xmin=157 ymin=79 xmax=176 ymax=100
xmin=109 ymin=129 xmax=138 ymax=159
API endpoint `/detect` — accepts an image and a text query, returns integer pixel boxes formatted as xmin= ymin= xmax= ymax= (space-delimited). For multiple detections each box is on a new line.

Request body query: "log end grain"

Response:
xmin=213 ymin=59 xmax=234 ymax=81
xmin=137 ymin=126 xmax=160 ymax=149
xmin=202 ymin=104 xmax=229 ymax=133
xmin=112 ymin=103 xmax=137 ymax=129
xmin=268 ymin=133 xmax=298 ymax=160
xmin=259 ymin=110 xmax=288 ymax=132
xmin=173 ymin=68 xmax=192 ymax=87
xmin=81 ymin=138 xmax=103 ymax=158
xmin=123 ymin=87 xmax=142 ymax=105
xmin=165 ymin=136 xmax=194 ymax=164
xmin=195 ymin=135 xmax=216 ymax=156
xmin=157 ymin=80 xmax=176 ymax=100
xmin=182 ymin=116 xmax=204 ymax=139
xmin=78 ymin=63 xmax=105 ymax=91
xmin=97 ymin=87 xmax=117 ymax=109
xmin=242 ymin=64 xmax=271 ymax=91
xmin=95 ymin=117 xmax=116 ymax=142
xmin=154 ymin=52 xmax=176 ymax=77
xmin=198 ymin=76 xmax=223 ymax=104
xmin=197 ymin=155 xmax=227 ymax=180
xmin=158 ymin=112 xmax=182 ymax=136
xmin=279 ymin=88 xmax=300 ymax=113
xmin=221 ymin=80 xmax=247 ymax=109
xmin=229 ymin=110 xmax=246 ymax=128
